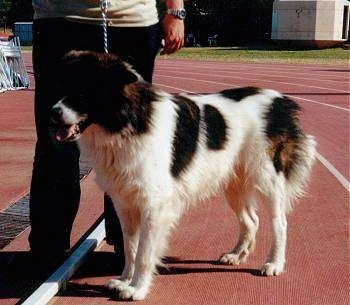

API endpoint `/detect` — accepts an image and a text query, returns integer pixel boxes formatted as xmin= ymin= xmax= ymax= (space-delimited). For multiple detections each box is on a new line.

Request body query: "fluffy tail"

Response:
xmin=263 ymin=93 xmax=317 ymax=212
xmin=285 ymin=133 xmax=317 ymax=212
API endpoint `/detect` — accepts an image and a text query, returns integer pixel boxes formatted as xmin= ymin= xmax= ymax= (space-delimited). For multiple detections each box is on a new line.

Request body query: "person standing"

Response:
xmin=29 ymin=0 xmax=185 ymax=268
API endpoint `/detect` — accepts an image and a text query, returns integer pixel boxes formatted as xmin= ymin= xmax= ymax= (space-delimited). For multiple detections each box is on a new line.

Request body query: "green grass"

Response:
xmin=20 ymin=46 xmax=33 ymax=52
xmin=164 ymin=46 xmax=349 ymax=65
xmin=19 ymin=45 xmax=349 ymax=64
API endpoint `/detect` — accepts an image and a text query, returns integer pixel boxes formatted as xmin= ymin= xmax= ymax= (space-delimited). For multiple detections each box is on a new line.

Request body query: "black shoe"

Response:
xmin=29 ymin=250 xmax=68 ymax=279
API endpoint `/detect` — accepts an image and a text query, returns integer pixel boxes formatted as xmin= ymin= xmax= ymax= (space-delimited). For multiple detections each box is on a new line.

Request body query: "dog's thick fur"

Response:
xmin=51 ymin=51 xmax=316 ymax=300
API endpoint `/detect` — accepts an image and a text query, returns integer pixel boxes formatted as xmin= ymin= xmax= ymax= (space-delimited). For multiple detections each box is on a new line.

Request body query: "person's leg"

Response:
xmin=109 ymin=23 xmax=162 ymax=82
xmin=29 ymin=19 xmax=81 ymax=260
xmin=29 ymin=19 xmax=107 ymax=260
xmin=104 ymin=23 xmax=162 ymax=249
xmin=30 ymin=19 xmax=161 ymax=260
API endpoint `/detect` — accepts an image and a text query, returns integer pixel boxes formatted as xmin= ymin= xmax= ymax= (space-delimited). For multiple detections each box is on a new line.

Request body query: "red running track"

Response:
xmin=0 ymin=56 xmax=349 ymax=305
xmin=52 ymin=59 xmax=349 ymax=305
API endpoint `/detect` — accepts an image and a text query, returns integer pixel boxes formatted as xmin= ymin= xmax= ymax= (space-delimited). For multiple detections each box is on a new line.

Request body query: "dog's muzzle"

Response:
xmin=50 ymin=105 xmax=84 ymax=142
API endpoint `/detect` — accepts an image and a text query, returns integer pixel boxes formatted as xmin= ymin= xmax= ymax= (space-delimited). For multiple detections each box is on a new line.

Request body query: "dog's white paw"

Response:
xmin=220 ymin=253 xmax=241 ymax=265
xmin=118 ymin=285 xmax=148 ymax=301
xmin=219 ymin=250 xmax=248 ymax=265
xmin=107 ymin=278 xmax=130 ymax=291
xmin=118 ymin=285 xmax=135 ymax=300
xmin=261 ymin=262 xmax=285 ymax=276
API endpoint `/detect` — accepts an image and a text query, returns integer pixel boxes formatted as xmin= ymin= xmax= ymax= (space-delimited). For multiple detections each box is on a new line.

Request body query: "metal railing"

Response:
xmin=0 ymin=36 xmax=30 ymax=92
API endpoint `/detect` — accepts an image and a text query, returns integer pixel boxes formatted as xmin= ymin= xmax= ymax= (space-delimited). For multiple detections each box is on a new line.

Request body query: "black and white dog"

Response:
xmin=51 ymin=51 xmax=316 ymax=300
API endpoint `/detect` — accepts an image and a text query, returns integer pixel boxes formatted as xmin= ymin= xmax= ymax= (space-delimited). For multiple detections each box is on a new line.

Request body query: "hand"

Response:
xmin=161 ymin=14 xmax=184 ymax=55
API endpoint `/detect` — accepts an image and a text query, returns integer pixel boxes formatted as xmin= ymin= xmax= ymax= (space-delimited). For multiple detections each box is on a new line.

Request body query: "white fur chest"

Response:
xmin=78 ymin=124 xmax=144 ymax=197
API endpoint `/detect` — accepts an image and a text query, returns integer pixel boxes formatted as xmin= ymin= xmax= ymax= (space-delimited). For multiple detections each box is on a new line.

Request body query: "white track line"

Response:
xmin=157 ymin=62 xmax=350 ymax=86
xmin=286 ymin=95 xmax=349 ymax=112
xmin=22 ymin=220 xmax=106 ymax=305
xmin=156 ymin=66 xmax=350 ymax=85
xmin=156 ymin=71 xmax=349 ymax=93
xmin=157 ymin=59 xmax=350 ymax=75
xmin=154 ymin=75 xmax=350 ymax=112
xmin=155 ymin=82 xmax=350 ymax=193
xmin=315 ymin=152 xmax=350 ymax=192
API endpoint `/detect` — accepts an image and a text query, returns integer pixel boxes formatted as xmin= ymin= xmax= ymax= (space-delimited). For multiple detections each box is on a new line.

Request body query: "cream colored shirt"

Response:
xmin=32 ymin=0 xmax=159 ymax=27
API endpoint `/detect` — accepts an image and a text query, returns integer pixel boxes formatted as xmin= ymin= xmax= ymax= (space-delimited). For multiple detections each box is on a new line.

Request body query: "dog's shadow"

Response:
xmin=0 ymin=251 xmax=261 ymax=300
xmin=160 ymin=256 xmax=261 ymax=276
xmin=74 ymin=252 xmax=261 ymax=278
xmin=58 ymin=253 xmax=262 ymax=300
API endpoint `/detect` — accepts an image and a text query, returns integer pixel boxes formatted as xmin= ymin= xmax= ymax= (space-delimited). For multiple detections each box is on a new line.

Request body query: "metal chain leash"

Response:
xmin=100 ymin=0 xmax=109 ymax=53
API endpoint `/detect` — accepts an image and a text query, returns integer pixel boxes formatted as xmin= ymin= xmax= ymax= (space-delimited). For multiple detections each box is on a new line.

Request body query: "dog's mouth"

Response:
xmin=55 ymin=123 xmax=82 ymax=142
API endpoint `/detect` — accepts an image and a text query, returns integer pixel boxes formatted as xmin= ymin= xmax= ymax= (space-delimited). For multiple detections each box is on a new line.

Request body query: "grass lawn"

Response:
xmin=19 ymin=45 xmax=349 ymax=65
xmin=163 ymin=46 xmax=349 ymax=65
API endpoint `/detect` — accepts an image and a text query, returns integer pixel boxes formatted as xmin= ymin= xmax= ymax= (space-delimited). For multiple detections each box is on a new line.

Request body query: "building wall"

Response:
xmin=315 ymin=0 xmax=336 ymax=40
xmin=333 ymin=0 xmax=350 ymax=40
xmin=271 ymin=0 xmax=350 ymax=44
xmin=272 ymin=0 xmax=317 ymax=40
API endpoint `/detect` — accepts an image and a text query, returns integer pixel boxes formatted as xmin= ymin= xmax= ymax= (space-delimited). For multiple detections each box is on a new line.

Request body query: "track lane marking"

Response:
xmin=315 ymin=152 xmax=350 ymax=192
xmin=155 ymin=71 xmax=349 ymax=93
xmin=154 ymin=75 xmax=350 ymax=112
xmin=156 ymin=66 xmax=350 ymax=85
xmin=157 ymin=60 xmax=349 ymax=76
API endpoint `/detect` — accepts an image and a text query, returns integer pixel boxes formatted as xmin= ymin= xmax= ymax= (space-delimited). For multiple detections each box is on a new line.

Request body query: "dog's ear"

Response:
xmin=62 ymin=51 xmax=140 ymax=87
xmin=61 ymin=51 xmax=103 ymax=91
xmin=104 ymin=58 xmax=141 ymax=86
xmin=63 ymin=50 xmax=101 ymax=70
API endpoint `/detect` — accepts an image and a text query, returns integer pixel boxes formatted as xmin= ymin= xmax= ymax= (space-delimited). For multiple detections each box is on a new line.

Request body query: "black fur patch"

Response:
xmin=60 ymin=51 xmax=156 ymax=136
xmin=220 ymin=87 xmax=260 ymax=101
xmin=265 ymin=96 xmax=303 ymax=178
xmin=171 ymin=96 xmax=201 ymax=178
xmin=92 ymin=82 xmax=157 ymax=135
xmin=204 ymin=104 xmax=227 ymax=150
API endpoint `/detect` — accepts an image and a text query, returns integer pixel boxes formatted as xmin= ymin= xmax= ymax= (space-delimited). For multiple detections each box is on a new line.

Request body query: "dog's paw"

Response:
xmin=261 ymin=262 xmax=285 ymax=276
xmin=219 ymin=251 xmax=248 ymax=265
xmin=107 ymin=278 xmax=130 ymax=292
xmin=118 ymin=285 xmax=148 ymax=301
xmin=118 ymin=286 xmax=135 ymax=300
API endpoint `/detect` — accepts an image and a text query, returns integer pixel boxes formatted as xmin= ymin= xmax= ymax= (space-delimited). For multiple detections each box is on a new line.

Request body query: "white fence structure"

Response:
xmin=0 ymin=36 xmax=30 ymax=92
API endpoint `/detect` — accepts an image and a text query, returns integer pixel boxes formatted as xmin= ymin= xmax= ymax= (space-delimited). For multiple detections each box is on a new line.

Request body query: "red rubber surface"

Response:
xmin=0 ymin=55 xmax=349 ymax=305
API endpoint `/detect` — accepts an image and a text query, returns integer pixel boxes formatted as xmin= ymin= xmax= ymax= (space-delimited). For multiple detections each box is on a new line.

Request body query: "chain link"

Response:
xmin=100 ymin=0 xmax=109 ymax=53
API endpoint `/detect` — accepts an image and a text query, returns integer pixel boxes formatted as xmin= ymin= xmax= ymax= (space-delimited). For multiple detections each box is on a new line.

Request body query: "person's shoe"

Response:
xmin=29 ymin=250 xmax=67 ymax=279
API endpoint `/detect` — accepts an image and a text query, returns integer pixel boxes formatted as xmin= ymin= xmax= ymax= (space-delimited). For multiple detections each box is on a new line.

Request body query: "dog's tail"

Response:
xmin=264 ymin=94 xmax=317 ymax=212
xmin=284 ymin=133 xmax=317 ymax=212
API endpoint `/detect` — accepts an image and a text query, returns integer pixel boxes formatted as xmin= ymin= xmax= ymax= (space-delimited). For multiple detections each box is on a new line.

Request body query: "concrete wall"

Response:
xmin=271 ymin=0 xmax=350 ymax=46
xmin=333 ymin=0 xmax=350 ymax=40
xmin=315 ymin=0 xmax=336 ymax=40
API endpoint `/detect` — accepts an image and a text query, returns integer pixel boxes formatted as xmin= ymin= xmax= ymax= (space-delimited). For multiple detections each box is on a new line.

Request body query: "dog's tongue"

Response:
xmin=56 ymin=125 xmax=77 ymax=142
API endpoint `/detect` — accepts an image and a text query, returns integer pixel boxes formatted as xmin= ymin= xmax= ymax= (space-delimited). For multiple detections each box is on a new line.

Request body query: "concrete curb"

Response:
xmin=21 ymin=220 xmax=105 ymax=305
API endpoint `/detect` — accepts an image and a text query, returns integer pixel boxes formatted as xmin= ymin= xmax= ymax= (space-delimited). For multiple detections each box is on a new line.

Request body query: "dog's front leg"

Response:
xmin=108 ymin=207 xmax=140 ymax=292
xmin=118 ymin=209 xmax=163 ymax=301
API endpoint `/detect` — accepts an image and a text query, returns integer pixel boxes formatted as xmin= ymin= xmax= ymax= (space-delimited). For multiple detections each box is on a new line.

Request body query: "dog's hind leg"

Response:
xmin=108 ymin=206 xmax=140 ymax=292
xmin=260 ymin=175 xmax=287 ymax=276
xmin=220 ymin=179 xmax=259 ymax=266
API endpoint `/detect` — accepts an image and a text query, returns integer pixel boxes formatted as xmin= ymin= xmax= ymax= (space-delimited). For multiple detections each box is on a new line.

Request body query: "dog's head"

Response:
xmin=51 ymin=50 xmax=141 ymax=142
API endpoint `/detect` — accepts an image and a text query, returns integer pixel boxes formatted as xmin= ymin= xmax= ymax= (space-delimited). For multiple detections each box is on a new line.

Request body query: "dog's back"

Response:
xmin=112 ymin=87 xmax=316 ymax=212
xmin=79 ymin=84 xmax=316 ymax=217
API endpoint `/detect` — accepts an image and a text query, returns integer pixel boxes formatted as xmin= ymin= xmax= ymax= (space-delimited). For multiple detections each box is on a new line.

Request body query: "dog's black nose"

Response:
xmin=51 ymin=106 xmax=63 ymax=124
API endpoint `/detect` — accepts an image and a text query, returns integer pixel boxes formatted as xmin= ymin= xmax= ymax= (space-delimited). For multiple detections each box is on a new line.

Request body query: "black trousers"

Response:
xmin=29 ymin=18 xmax=161 ymax=256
